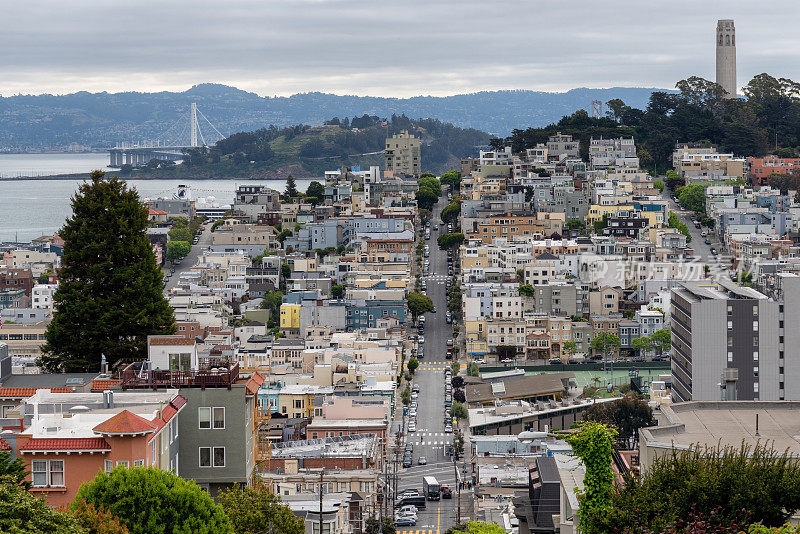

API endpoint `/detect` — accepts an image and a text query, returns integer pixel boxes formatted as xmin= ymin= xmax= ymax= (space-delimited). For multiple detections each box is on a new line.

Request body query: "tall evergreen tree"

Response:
xmin=284 ymin=174 xmax=297 ymax=198
xmin=41 ymin=171 xmax=175 ymax=372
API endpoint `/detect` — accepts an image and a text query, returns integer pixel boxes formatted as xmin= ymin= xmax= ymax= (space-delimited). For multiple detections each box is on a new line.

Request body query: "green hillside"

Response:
xmin=129 ymin=115 xmax=489 ymax=179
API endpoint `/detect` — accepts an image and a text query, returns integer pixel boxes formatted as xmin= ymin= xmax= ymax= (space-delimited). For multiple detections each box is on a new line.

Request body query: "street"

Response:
xmin=396 ymin=196 xmax=470 ymax=534
xmin=163 ymin=225 xmax=213 ymax=291
xmin=661 ymin=188 xmax=732 ymax=274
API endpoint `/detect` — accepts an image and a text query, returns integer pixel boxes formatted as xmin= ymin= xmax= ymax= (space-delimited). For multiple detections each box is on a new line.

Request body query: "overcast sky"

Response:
xmin=1 ymin=0 xmax=797 ymax=98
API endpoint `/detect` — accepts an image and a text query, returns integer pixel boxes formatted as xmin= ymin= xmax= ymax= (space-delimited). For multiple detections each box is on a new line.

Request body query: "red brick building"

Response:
xmin=748 ymin=156 xmax=800 ymax=185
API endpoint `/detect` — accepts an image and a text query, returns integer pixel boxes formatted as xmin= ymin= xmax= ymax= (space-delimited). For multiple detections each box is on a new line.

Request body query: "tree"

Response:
xmin=218 ymin=480 xmax=304 ymax=534
xmin=166 ymin=240 xmax=191 ymax=263
xmin=450 ymin=401 xmax=468 ymax=419
xmin=562 ymin=341 xmax=579 ymax=359
xmin=284 ymin=175 xmax=298 ymax=198
xmin=631 ymin=335 xmax=653 ymax=358
xmin=72 ymin=499 xmax=129 ymax=534
xmin=0 ymin=475 xmax=86 ymax=533
xmin=276 ymin=229 xmax=293 ymax=244
xmin=407 ymin=358 xmax=419 ymax=374
xmin=518 ymin=284 xmax=535 ymax=297
xmin=451 ymin=375 xmax=464 ymax=389
xmin=467 ymin=362 xmax=479 ymax=377
xmin=74 ymin=467 xmax=232 ymax=534
xmin=564 ymin=423 xmax=617 ymax=534
xmin=331 ymin=284 xmax=344 ymax=299
xmin=650 ymin=329 xmax=671 ymax=355
xmin=437 ymin=233 xmax=465 ymax=250
xmin=653 ymin=179 xmax=665 ymax=192
xmin=597 ymin=442 xmax=800 ymax=533
xmin=678 ymin=183 xmax=706 ymax=213
xmin=168 ymin=226 xmax=192 ymax=242
xmin=665 ymin=170 xmax=685 ymax=190
xmin=41 ymin=172 xmax=175 ymax=372
xmin=593 ymin=213 xmax=609 ymax=234
xmin=305 ymin=181 xmax=324 ymax=201
xmin=606 ymin=99 xmax=627 ymax=123
xmin=440 ymin=201 xmax=461 ymax=224
xmin=667 ymin=212 xmax=692 ymax=244
xmin=407 ymin=292 xmax=434 ymax=321
xmin=589 ymin=332 xmax=621 ymax=361
xmin=440 ymin=170 xmax=461 ymax=190
xmin=565 ymin=220 xmax=586 ymax=235
xmin=416 ymin=189 xmax=438 ymax=211
xmin=401 ymin=385 xmax=411 ymax=406
xmin=452 ymin=521 xmax=505 ymax=534
xmin=584 ymin=396 xmax=656 ymax=444
xmin=0 ymin=451 xmax=29 ymax=488
xmin=453 ymin=389 xmax=466 ymax=403
xmin=281 ymin=263 xmax=292 ymax=283
xmin=365 ymin=517 xmax=395 ymax=534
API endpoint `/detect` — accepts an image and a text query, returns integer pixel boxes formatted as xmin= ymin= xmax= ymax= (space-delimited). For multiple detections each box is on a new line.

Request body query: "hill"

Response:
xmin=0 ymin=84 xmax=667 ymax=150
xmin=130 ymin=115 xmax=490 ymax=178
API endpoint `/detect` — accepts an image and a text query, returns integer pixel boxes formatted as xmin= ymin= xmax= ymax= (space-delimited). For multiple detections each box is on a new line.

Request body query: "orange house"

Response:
xmin=17 ymin=403 xmax=184 ymax=507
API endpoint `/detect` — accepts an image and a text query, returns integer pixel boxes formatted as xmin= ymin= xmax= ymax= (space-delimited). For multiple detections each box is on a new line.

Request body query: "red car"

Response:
xmin=441 ymin=485 xmax=452 ymax=499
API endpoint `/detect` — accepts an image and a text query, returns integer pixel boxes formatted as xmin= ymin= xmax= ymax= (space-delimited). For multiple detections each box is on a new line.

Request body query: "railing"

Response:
xmin=120 ymin=362 xmax=239 ymax=390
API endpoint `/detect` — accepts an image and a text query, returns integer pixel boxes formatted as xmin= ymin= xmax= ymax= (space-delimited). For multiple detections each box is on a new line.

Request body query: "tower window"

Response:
xmin=726 ymin=35 xmax=730 ymax=46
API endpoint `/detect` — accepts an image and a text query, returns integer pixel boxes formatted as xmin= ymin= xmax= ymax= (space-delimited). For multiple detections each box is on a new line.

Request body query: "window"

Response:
xmin=213 ymin=447 xmax=225 ymax=467
xmin=198 ymin=407 xmax=211 ymax=429
xmin=213 ymin=407 xmax=225 ymax=429
xmin=105 ymin=460 xmax=113 ymax=472
xmin=152 ymin=440 xmax=157 ymax=464
xmin=32 ymin=460 xmax=47 ymax=487
xmin=32 ymin=460 xmax=64 ymax=487
xmin=727 ymin=351 xmax=733 ymax=363
xmin=134 ymin=459 xmax=145 ymax=467
xmin=753 ymin=351 xmax=759 ymax=361
xmin=116 ymin=460 xmax=129 ymax=468
xmin=200 ymin=447 xmax=211 ymax=467
xmin=49 ymin=460 xmax=64 ymax=487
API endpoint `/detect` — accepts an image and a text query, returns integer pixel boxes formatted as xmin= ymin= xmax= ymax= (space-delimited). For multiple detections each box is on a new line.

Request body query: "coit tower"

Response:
xmin=716 ymin=19 xmax=737 ymax=98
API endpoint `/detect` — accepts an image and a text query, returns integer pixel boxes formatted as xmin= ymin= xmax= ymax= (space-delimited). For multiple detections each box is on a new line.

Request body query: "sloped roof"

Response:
xmin=0 ymin=438 xmax=11 ymax=451
xmin=465 ymin=373 xmax=574 ymax=404
xmin=90 ymin=379 xmax=121 ymax=392
xmin=0 ymin=387 xmax=72 ymax=399
xmin=19 ymin=437 xmax=111 ymax=452
xmin=148 ymin=336 xmax=195 ymax=346
xmin=93 ymin=410 xmax=158 ymax=436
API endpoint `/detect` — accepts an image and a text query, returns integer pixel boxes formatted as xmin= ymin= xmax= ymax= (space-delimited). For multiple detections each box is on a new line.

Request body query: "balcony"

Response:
xmin=120 ymin=361 xmax=240 ymax=390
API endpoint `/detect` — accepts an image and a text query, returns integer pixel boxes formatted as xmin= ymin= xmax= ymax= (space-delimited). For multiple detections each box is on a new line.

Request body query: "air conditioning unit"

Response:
xmin=723 ymin=368 xmax=738 ymax=381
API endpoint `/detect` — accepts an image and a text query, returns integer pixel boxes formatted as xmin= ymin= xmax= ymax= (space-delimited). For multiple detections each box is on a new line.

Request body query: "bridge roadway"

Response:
xmin=108 ymin=146 xmax=190 ymax=167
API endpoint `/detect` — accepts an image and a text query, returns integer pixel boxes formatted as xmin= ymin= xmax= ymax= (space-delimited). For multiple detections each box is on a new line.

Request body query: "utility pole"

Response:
xmin=319 ymin=469 xmax=324 ymax=534
xmin=454 ymin=451 xmax=461 ymax=525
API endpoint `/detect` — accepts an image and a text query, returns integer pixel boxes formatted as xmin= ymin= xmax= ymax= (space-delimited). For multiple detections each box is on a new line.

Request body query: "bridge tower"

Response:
xmin=190 ymin=102 xmax=199 ymax=147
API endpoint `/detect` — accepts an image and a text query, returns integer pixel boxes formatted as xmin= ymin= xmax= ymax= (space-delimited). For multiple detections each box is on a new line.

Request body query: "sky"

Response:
xmin=0 ymin=0 xmax=798 ymax=98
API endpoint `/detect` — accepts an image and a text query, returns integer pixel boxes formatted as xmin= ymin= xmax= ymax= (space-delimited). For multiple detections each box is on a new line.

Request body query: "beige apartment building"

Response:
xmin=384 ymin=131 xmax=421 ymax=177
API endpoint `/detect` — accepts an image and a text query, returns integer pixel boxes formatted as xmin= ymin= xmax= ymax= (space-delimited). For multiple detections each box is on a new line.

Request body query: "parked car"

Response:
xmin=445 ymin=424 xmax=453 ymax=433
xmin=402 ymin=456 xmax=412 ymax=468
xmin=446 ymin=339 xmax=454 ymax=347
xmin=474 ymin=358 xmax=486 ymax=364
xmin=711 ymin=247 xmax=718 ymax=255
xmin=549 ymin=357 xmax=563 ymax=365
xmin=501 ymin=358 xmax=514 ymax=364
xmin=412 ymin=384 xmax=420 ymax=393
xmin=705 ymin=238 xmax=711 ymax=245
xmin=394 ymin=517 xmax=416 ymax=527
xmin=397 ymin=504 xmax=417 ymax=514
xmin=408 ymin=421 xmax=417 ymax=432
xmin=418 ymin=456 xmax=427 ymax=465
xmin=418 ymin=336 xmax=425 ymax=344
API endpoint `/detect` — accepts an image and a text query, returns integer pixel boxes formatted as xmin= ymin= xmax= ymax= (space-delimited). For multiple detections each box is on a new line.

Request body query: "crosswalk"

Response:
xmin=397 ymin=530 xmax=438 ymax=534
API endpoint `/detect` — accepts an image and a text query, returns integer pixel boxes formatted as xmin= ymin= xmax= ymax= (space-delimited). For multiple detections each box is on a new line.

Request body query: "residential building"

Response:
xmin=384 ymin=131 xmax=421 ymax=177
xmin=669 ymin=279 xmax=792 ymax=402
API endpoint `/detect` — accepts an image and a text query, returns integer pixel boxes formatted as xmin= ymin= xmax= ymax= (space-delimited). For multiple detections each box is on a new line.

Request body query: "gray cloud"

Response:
xmin=0 ymin=0 xmax=798 ymax=97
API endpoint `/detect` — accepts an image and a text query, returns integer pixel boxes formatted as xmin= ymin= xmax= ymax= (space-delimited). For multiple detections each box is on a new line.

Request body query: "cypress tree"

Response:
xmin=41 ymin=171 xmax=175 ymax=372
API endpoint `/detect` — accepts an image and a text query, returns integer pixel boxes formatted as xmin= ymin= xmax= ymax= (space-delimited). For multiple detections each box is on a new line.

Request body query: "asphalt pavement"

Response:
xmin=396 ymin=196 xmax=469 ymax=533
xmin=163 ymin=225 xmax=212 ymax=291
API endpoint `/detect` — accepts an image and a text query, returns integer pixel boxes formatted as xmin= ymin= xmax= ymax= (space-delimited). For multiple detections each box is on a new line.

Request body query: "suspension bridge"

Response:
xmin=107 ymin=103 xmax=225 ymax=168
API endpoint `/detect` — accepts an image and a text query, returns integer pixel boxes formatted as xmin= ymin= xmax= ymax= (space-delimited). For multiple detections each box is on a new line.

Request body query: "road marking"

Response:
xmin=437 ymin=505 xmax=441 ymax=534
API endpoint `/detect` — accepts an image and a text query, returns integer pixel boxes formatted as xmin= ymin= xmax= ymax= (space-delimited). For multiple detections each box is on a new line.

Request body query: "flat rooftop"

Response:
xmin=271 ymin=433 xmax=376 ymax=458
xmin=641 ymin=401 xmax=800 ymax=454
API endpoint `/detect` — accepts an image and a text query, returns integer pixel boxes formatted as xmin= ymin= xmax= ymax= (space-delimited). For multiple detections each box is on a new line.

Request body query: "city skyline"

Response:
xmin=1 ymin=0 xmax=798 ymax=98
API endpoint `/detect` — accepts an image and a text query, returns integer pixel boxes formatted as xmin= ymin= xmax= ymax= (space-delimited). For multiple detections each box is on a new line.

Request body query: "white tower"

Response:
xmin=716 ymin=19 xmax=737 ymax=98
xmin=190 ymin=102 xmax=199 ymax=147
